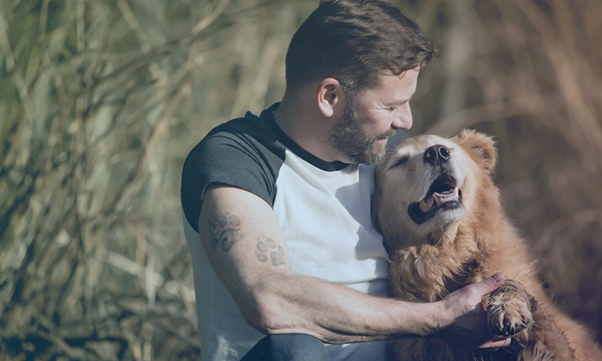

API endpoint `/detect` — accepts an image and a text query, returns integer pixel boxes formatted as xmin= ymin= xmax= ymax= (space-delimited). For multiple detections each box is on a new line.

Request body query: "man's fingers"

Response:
xmin=471 ymin=272 xmax=505 ymax=297
xmin=478 ymin=336 xmax=512 ymax=349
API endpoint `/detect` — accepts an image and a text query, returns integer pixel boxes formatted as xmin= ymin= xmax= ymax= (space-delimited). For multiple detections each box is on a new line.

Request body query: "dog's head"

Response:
xmin=372 ymin=129 xmax=498 ymax=249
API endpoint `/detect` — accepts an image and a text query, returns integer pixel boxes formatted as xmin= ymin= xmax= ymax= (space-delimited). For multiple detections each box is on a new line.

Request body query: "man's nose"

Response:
xmin=392 ymin=104 xmax=412 ymax=130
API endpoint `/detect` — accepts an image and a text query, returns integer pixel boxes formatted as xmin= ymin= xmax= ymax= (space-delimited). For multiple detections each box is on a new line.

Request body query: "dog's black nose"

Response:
xmin=423 ymin=144 xmax=450 ymax=164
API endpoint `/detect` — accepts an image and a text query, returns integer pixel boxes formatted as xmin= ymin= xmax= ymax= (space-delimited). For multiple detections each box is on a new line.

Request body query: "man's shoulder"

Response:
xmin=186 ymin=104 xmax=284 ymax=165
xmin=203 ymin=104 xmax=280 ymax=147
xmin=205 ymin=112 xmax=264 ymax=139
xmin=180 ymin=104 xmax=285 ymax=233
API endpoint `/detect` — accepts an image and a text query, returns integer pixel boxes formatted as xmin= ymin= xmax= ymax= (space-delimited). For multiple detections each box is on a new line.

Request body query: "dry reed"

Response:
xmin=0 ymin=0 xmax=600 ymax=360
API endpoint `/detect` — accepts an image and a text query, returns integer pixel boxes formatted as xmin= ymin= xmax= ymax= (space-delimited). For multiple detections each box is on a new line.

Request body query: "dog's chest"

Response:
xmin=443 ymin=259 xmax=482 ymax=294
xmin=389 ymin=243 xmax=484 ymax=301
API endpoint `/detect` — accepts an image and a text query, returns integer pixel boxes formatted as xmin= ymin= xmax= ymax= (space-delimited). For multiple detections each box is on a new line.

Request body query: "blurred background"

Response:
xmin=1 ymin=0 xmax=601 ymax=359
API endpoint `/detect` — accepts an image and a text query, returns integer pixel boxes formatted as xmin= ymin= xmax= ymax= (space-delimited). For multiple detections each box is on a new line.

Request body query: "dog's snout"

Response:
xmin=423 ymin=144 xmax=450 ymax=165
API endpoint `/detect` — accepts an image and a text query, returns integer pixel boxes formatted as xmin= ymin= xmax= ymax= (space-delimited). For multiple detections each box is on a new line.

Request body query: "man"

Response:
xmin=181 ymin=1 xmax=511 ymax=360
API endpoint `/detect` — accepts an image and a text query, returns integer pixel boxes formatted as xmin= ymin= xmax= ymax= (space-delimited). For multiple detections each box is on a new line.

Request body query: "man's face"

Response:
xmin=328 ymin=68 xmax=420 ymax=165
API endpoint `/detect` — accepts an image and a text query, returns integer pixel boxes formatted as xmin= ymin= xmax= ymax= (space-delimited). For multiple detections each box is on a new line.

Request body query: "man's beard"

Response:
xmin=328 ymin=99 xmax=397 ymax=165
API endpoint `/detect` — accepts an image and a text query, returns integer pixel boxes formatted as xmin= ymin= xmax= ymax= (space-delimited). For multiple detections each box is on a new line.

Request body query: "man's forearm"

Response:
xmin=236 ymin=270 xmax=444 ymax=344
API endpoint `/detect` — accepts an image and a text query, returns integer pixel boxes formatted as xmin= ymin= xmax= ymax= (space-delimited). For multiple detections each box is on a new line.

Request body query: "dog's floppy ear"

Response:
xmin=451 ymin=129 xmax=497 ymax=174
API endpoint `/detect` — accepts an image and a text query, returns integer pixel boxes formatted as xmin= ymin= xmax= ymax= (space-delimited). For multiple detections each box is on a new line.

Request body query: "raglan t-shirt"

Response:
xmin=181 ymin=103 xmax=408 ymax=361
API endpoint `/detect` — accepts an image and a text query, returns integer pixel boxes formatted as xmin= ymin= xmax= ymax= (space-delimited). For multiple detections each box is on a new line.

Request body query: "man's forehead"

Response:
xmin=374 ymin=68 xmax=419 ymax=88
xmin=360 ymin=68 xmax=420 ymax=99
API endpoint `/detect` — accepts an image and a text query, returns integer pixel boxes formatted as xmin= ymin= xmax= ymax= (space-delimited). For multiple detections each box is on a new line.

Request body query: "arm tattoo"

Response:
xmin=255 ymin=237 xmax=285 ymax=267
xmin=207 ymin=212 xmax=244 ymax=252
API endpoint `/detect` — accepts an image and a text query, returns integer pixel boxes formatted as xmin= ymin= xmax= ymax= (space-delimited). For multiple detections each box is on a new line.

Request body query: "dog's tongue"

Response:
xmin=419 ymin=188 xmax=459 ymax=213
xmin=419 ymin=196 xmax=436 ymax=213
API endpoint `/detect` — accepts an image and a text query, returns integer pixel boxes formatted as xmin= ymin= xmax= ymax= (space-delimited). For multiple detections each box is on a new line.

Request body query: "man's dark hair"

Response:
xmin=285 ymin=0 xmax=437 ymax=96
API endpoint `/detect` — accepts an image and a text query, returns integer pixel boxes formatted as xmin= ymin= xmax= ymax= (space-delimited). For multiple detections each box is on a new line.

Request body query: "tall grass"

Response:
xmin=0 ymin=0 xmax=600 ymax=359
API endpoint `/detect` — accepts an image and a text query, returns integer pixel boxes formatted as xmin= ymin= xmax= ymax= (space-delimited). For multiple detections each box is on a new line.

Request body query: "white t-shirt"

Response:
xmin=181 ymin=103 xmax=408 ymax=361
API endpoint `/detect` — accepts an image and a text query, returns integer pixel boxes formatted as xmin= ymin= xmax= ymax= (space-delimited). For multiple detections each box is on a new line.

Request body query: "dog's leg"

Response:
xmin=487 ymin=279 xmax=534 ymax=338
xmin=519 ymin=295 xmax=574 ymax=361
xmin=487 ymin=279 xmax=574 ymax=361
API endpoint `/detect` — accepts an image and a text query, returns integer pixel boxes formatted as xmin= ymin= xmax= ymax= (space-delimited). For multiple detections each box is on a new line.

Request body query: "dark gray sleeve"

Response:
xmin=180 ymin=132 xmax=279 ymax=233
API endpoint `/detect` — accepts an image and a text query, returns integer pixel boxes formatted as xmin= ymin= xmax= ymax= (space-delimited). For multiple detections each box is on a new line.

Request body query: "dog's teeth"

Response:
xmin=433 ymin=188 xmax=460 ymax=205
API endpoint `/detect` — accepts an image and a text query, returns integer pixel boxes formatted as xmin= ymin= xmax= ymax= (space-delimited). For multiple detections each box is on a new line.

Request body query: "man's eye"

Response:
xmin=392 ymin=157 xmax=408 ymax=168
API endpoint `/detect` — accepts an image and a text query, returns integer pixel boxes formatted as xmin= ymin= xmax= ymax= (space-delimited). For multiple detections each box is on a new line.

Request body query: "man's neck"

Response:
xmin=273 ymin=92 xmax=348 ymax=163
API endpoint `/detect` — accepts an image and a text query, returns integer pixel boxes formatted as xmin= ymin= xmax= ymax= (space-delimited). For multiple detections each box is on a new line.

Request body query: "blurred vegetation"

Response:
xmin=0 ymin=0 xmax=600 ymax=360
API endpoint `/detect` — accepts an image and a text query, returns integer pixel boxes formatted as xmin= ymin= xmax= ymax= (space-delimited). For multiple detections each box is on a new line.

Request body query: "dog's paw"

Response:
xmin=486 ymin=279 xmax=534 ymax=337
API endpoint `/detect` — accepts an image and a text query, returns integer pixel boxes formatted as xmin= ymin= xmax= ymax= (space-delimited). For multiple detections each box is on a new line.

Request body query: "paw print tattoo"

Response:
xmin=208 ymin=212 xmax=244 ymax=253
xmin=256 ymin=237 xmax=285 ymax=267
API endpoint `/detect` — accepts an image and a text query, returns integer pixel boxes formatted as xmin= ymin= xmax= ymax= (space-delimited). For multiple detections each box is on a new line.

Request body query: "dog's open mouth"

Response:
xmin=408 ymin=173 xmax=463 ymax=224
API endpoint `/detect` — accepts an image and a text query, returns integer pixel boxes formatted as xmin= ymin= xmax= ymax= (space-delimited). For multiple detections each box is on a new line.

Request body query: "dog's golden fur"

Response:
xmin=372 ymin=130 xmax=602 ymax=361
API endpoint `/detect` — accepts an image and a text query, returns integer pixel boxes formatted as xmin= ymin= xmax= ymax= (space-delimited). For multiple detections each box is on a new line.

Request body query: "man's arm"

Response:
xmin=199 ymin=184 xmax=510 ymax=348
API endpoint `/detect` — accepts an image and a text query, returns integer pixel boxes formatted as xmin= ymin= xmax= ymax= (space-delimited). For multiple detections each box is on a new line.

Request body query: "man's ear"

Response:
xmin=316 ymin=78 xmax=343 ymax=118
xmin=451 ymin=129 xmax=498 ymax=174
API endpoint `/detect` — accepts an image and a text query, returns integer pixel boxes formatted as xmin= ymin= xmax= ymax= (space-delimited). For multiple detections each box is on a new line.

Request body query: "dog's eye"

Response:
xmin=392 ymin=157 xmax=408 ymax=168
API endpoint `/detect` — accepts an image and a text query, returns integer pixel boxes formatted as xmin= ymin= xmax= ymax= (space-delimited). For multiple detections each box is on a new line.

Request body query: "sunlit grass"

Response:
xmin=1 ymin=0 xmax=601 ymax=359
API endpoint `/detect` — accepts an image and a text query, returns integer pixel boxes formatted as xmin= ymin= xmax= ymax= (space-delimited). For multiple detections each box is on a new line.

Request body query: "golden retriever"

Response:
xmin=372 ymin=130 xmax=602 ymax=361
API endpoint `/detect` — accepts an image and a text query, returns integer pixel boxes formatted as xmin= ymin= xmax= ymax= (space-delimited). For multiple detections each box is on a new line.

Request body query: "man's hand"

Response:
xmin=433 ymin=273 xmax=512 ymax=351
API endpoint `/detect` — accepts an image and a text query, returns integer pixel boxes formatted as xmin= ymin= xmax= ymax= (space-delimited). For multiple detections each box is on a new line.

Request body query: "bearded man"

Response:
xmin=181 ymin=1 xmax=511 ymax=360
